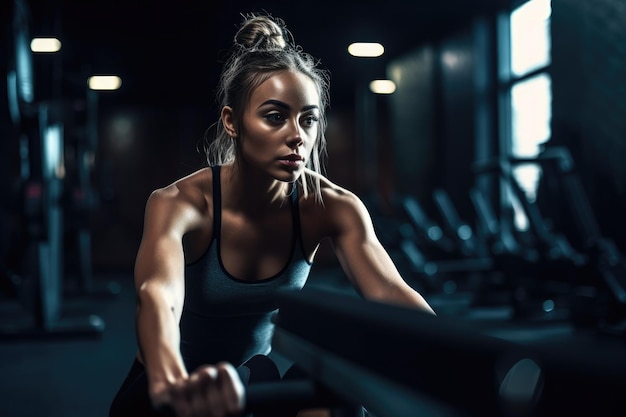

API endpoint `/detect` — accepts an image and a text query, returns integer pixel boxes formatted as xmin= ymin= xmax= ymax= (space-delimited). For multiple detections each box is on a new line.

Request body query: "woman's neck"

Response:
xmin=221 ymin=162 xmax=292 ymax=214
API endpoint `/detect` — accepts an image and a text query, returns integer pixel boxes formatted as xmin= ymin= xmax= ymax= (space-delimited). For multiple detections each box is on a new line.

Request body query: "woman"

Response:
xmin=109 ymin=12 xmax=435 ymax=417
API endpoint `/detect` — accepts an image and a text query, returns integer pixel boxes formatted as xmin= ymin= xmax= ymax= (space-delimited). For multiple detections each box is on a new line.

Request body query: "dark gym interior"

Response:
xmin=2 ymin=0 xmax=626 ymax=416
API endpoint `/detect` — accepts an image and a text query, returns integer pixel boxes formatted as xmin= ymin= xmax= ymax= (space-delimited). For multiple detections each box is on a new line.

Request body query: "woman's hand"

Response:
xmin=151 ymin=362 xmax=245 ymax=417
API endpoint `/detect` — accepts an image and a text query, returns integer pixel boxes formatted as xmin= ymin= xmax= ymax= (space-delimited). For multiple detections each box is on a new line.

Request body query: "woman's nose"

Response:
xmin=287 ymin=122 xmax=304 ymax=148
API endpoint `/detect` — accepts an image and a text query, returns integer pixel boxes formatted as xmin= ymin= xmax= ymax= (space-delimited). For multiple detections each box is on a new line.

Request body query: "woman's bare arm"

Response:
xmin=325 ymin=187 xmax=435 ymax=314
xmin=135 ymin=187 xmax=191 ymax=399
xmin=133 ymin=180 xmax=244 ymax=417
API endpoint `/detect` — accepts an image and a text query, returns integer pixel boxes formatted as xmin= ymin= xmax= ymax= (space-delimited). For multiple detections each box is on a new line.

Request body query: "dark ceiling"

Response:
xmin=5 ymin=0 xmax=514 ymax=112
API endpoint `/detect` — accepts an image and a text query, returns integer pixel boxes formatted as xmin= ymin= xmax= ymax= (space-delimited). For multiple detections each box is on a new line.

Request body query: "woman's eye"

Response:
xmin=265 ymin=113 xmax=284 ymax=123
xmin=302 ymin=115 xmax=319 ymax=126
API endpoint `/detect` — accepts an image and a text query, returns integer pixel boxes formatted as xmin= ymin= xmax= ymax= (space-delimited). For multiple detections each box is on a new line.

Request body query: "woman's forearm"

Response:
xmin=135 ymin=284 xmax=188 ymax=388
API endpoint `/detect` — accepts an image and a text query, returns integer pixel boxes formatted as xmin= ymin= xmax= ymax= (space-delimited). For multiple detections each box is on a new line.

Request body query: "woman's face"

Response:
xmin=239 ymin=70 xmax=321 ymax=183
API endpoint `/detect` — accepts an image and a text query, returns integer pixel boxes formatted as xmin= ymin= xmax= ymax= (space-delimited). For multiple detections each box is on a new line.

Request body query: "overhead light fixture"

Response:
xmin=369 ymin=79 xmax=396 ymax=94
xmin=30 ymin=37 xmax=62 ymax=53
xmin=348 ymin=42 xmax=384 ymax=58
xmin=88 ymin=75 xmax=122 ymax=91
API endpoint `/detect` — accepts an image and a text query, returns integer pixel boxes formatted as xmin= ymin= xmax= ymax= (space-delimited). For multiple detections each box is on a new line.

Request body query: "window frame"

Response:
xmin=496 ymin=0 xmax=552 ymax=232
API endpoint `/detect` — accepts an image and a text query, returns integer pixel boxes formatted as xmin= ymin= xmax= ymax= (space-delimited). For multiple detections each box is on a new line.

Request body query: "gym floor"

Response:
xmin=1 ymin=262 xmax=625 ymax=417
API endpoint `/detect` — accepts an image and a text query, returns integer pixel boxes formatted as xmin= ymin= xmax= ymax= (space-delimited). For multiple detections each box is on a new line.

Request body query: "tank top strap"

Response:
xmin=211 ymin=165 xmax=222 ymax=238
xmin=290 ymin=182 xmax=302 ymax=241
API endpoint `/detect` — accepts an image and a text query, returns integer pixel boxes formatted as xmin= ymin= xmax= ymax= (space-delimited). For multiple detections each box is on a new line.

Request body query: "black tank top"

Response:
xmin=179 ymin=165 xmax=312 ymax=371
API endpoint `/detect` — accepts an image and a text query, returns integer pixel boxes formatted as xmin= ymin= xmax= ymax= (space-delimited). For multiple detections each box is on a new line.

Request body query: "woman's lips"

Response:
xmin=278 ymin=158 xmax=303 ymax=168
xmin=278 ymin=155 xmax=303 ymax=168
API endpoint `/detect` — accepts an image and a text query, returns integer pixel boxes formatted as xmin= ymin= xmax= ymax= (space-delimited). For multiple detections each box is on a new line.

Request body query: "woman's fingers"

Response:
xmin=169 ymin=363 xmax=244 ymax=417
xmin=215 ymin=362 xmax=246 ymax=414
xmin=192 ymin=366 xmax=225 ymax=417
xmin=169 ymin=379 xmax=194 ymax=417
xmin=149 ymin=362 xmax=245 ymax=417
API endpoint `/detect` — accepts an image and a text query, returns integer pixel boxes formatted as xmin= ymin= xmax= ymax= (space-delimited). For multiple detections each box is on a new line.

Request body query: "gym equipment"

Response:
xmin=472 ymin=147 xmax=626 ymax=330
xmin=396 ymin=190 xmax=503 ymax=302
xmin=1 ymin=0 xmax=104 ymax=339
xmin=472 ymin=152 xmax=587 ymax=275
xmin=389 ymin=151 xmax=595 ymax=321
xmin=61 ymin=86 xmax=120 ymax=298
xmin=156 ymin=374 xmax=357 ymax=417
xmin=243 ymin=378 xmax=342 ymax=414
xmin=397 ymin=192 xmax=502 ymax=278
xmin=469 ymin=186 xmax=533 ymax=264
xmin=516 ymin=147 xmax=626 ymax=331
xmin=272 ymin=287 xmax=626 ymax=417
xmin=399 ymin=187 xmax=507 ymax=269
xmin=432 ymin=188 xmax=488 ymax=259
xmin=396 ymin=193 xmax=483 ymax=291
xmin=399 ymin=194 xmax=457 ymax=258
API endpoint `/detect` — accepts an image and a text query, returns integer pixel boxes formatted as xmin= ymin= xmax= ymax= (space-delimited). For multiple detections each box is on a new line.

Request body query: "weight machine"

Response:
xmin=0 ymin=0 xmax=105 ymax=339
xmin=472 ymin=146 xmax=626 ymax=331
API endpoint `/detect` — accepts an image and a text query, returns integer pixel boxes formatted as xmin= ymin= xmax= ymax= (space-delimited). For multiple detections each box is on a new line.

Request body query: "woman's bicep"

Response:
xmin=135 ymin=236 xmax=186 ymax=308
xmin=134 ymin=190 xmax=188 ymax=315
xmin=329 ymin=192 xmax=391 ymax=291
xmin=330 ymin=193 xmax=435 ymax=313
xmin=332 ymin=210 xmax=400 ymax=298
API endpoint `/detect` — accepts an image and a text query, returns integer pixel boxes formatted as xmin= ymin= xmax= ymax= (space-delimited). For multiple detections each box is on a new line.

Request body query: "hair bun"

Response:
xmin=234 ymin=13 xmax=292 ymax=51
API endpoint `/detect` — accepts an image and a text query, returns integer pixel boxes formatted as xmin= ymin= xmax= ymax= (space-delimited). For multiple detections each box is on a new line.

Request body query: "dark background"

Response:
xmin=2 ymin=0 xmax=626 ymax=416
xmin=3 ymin=0 xmax=625 ymax=268
xmin=2 ymin=0 xmax=520 ymax=269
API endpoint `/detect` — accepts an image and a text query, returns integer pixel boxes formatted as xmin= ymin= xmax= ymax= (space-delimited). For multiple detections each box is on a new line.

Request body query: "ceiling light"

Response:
xmin=369 ymin=79 xmax=396 ymax=94
xmin=88 ymin=75 xmax=122 ymax=91
xmin=348 ymin=42 xmax=384 ymax=58
xmin=30 ymin=38 xmax=62 ymax=53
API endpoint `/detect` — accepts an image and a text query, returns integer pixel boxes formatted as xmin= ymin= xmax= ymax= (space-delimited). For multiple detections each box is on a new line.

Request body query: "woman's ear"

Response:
xmin=221 ymin=106 xmax=237 ymax=138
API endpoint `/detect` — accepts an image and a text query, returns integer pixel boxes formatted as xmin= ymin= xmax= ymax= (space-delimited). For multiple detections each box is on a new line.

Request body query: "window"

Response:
xmin=500 ymin=0 xmax=552 ymax=230
xmin=510 ymin=0 xmax=552 ymax=77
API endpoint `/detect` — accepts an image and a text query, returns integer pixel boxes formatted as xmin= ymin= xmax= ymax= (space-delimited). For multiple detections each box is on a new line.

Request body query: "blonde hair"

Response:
xmin=203 ymin=13 xmax=330 ymax=203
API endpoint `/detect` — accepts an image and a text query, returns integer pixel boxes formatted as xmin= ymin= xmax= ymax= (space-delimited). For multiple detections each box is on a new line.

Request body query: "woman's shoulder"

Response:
xmin=302 ymin=169 xmax=365 ymax=213
xmin=148 ymin=167 xmax=213 ymax=213
xmin=303 ymin=170 xmax=357 ymax=200
xmin=299 ymin=170 xmax=372 ymax=239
